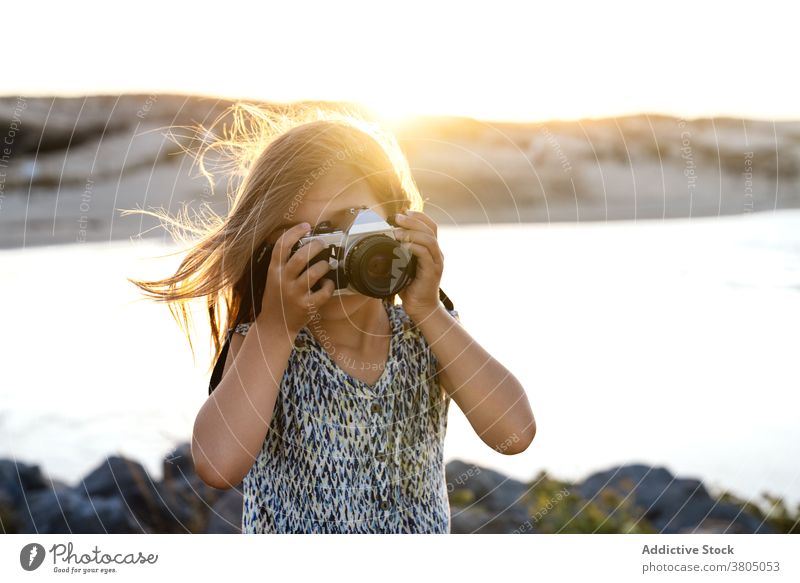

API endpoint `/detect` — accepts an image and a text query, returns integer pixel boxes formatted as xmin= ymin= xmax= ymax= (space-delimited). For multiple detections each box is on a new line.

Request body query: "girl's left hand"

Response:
xmin=393 ymin=210 xmax=444 ymax=320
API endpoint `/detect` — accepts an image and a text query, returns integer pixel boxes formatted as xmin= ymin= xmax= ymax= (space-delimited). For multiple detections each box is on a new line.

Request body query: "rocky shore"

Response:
xmin=1 ymin=444 xmax=795 ymax=534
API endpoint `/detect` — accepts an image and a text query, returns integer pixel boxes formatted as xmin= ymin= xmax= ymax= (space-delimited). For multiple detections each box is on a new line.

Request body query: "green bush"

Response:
xmin=522 ymin=470 xmax=656 ymax=534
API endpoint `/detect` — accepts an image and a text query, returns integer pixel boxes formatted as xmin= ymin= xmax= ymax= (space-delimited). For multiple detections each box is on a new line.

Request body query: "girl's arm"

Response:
xmin=394 ymin=210 xmax=536 ymax=455
xmin=192 ymin=314 xmax=297 ymax=488
xmin=412 ymin=304 xmax=536 ymax=454
xmin=192 ymin=222 xmax=335 ymax=488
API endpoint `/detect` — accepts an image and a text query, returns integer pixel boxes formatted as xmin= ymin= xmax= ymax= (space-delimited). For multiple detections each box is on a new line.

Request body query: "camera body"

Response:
xmin=290 ymin=206 xmax=416 ymax=298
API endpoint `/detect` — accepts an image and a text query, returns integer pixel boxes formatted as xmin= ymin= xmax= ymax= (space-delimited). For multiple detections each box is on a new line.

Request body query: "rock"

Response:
xmin=692 ymin=502 xmax=772 ymax=534
xmin=162 ymin=442 xmax=216 ymax=506
xmin=450 ymin=504 xmax=533 ymax=534
xmin=22 ymin=483 xmax=140 ymax=533
xmin=0 ymin=489 xmax=20 ymax=533
xmin=578 ymin=464 xmax=774 ymax=533
xmin=1 ymin=448 xmax=780 ymax=534
xmin=445 ymin=459 xmax=532 ymax=533
xmin=80 ymin=455 xmax=153 ymax=499
xmin=0 ymin=459 xmax=48 ymax=506
xmin=205 ymin=488 xmax=243 ymax=534
xmin=446 ymin=460 xmax=529 ymax=511
xmin=450 ymin=505 xmax=495 ymax=534
xmin=161 ymin=442 xmax=240 ymax=532
xmin=162 ymin=443 xmax=195 ymax=479
xmin=79 ymin=455 xmax=194 ymax=533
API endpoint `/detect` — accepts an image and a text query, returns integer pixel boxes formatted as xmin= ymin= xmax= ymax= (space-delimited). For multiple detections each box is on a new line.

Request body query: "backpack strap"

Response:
xmin=208 ymin=329 xmax=234 ymax=396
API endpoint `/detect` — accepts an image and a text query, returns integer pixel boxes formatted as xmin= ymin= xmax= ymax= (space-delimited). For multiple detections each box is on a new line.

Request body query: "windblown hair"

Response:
xmin=124 ymin=103 xmax=424 ymax=372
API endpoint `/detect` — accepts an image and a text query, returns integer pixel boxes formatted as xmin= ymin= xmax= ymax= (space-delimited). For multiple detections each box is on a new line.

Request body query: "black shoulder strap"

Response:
xmin=438 ymin=287 xmax=454 ymax=312
xmin=207 ymin=288 xmax=456 ymax=396
xmin=208 ymin=329 xmax=234 ymax=396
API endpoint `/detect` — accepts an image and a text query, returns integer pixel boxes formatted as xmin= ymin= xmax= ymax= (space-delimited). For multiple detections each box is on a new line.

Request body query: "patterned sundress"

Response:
xmin=231 ymin=299 xmax=459 ymax=533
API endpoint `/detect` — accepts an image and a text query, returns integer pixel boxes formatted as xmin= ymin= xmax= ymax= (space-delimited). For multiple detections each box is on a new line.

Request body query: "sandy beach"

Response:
xmin=1 ymin=95 xmax=799 ymax=249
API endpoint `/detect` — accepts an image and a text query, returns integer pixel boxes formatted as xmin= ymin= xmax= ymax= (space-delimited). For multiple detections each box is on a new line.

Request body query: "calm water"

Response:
xmin=2 ymin=211 xmax=799 ymax=506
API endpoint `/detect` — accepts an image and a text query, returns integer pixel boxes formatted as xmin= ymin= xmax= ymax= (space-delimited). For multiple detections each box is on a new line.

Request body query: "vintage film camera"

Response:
xmin=289 ymin=206 xmax=416 ymax=298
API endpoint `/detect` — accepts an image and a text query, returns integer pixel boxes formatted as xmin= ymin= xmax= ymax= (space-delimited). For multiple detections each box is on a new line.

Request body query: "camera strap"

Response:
xmin=208 ymin=288 xmax=457 ymax=395
xmin=437 ymin=287 xmax=454 ymax=312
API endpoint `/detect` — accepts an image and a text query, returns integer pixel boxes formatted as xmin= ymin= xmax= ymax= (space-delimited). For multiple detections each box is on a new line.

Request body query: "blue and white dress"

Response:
xmin=231 ymin=299 xmax=459 ymax=533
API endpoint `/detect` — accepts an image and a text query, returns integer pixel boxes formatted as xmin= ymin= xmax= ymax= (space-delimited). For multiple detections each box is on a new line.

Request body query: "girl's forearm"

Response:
xmin=192 ymin=315 xmax=296 ymax=488
xmin=411 ymin=304 xmax=536 ymax=454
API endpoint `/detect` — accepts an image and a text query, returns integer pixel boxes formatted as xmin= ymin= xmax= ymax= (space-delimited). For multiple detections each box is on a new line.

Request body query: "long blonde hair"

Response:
xmin=125 ymin=103 xmax=424 ymax=372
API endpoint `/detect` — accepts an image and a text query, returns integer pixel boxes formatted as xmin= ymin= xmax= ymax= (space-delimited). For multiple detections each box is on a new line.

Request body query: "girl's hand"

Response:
xmin=258 ymin=223 xmax=336 ymax=335
xmin=393 ymin=210 xmax=444 ymax=320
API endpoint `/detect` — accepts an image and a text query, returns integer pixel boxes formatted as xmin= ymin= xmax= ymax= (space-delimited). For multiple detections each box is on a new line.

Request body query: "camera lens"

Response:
xmin=365 ymin=249 xmax=391 ymax=279
xmin=346 ymin=235 xmax=416 ymax=297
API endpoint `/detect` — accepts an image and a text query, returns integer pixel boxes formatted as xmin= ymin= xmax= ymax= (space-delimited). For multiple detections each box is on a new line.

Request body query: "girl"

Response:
xmin=129 ymin=104 xmax=536 ymax=533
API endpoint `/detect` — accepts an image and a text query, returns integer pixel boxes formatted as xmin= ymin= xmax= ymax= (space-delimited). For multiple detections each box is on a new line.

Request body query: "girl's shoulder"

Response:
xmin=389 ymin=301 xmax=460 ymax=344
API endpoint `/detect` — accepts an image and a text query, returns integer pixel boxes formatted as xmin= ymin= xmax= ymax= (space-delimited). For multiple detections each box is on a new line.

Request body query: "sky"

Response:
xmin=4 ymin=0 xmax=799 ymax=123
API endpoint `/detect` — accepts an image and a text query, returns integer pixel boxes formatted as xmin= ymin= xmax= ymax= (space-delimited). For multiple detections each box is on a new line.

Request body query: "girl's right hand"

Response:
xmin=258 ymin=222 xmax=336 ymax=335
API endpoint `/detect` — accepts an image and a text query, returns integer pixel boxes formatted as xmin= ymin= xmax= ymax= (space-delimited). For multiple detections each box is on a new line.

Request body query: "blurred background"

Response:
xmin=1 ymin=0 xmax=798 ymax=533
